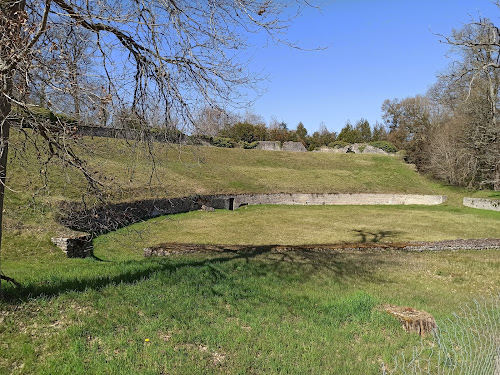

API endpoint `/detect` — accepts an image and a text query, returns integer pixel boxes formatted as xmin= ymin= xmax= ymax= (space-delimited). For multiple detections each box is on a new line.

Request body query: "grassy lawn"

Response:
xmin=89 ymin=205 xmax=500 ymax=260
xmin=2 ymin=136 xmax=500 ymax=374
xmin=1 ymin=247 xmax=499 ymax=374
xmin=1 ymin=203 xmax=499 ymax=374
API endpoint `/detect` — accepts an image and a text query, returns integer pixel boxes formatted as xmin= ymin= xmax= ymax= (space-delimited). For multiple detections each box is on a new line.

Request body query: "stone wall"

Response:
xmin=282 ymin=142 xmax=307 ymax=152
xmin=72 ymin=125 xmax=187 ymax=144
xmin=59 ymin=195 xmax=205 ymax=234
xmin=230 ymin=193 xmax=447 ymax=209
xmin=55 ymin=192 xmax=447 ymax=257
xmin=463 ymin=197 xmax=500 ymax=212
xmin=255 ymin=141 xmax=306 ymax=152
xmin=314 ymin=143 xmax=391 ymax=155
xmin=58 ymin=193 xmax=447 ymax=235
xmin=255 ymin=141 xmax=282 ymax=151
xmin=51 ymin=235 xmax=93 ymax=258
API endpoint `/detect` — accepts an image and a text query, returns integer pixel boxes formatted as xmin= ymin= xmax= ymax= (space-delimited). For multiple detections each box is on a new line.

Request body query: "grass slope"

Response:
xmin=1 ymin=249 xmax=499 ymax=374
xmin=1 ymin=134 xmax=500 ymax=374
xmin=3 ymin=133 xmax=467 ymax=262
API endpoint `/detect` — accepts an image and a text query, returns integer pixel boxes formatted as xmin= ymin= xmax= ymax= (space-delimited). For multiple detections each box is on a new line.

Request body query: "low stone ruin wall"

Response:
xmin=463 ymin=197 xmax=500 ymax=212
xmin=72 ymin=125 xmax=187 ymax=144
xmin=255 ymin=141 xmax=306 ymax=152
xmin=54 ymin=193 xmax=447 ymax=257
xmin=51 ymin=235 xmax=93 ymax=258
xmin=58 ymin=193 xmax=447 ymax=235
xmin=230 ymin=193 xmax=447 ymax=208
xmin=58 ymin=195 xmax=230 ymax=234
xmin=255 ymin=141 xmax=281 ymax=151
xmin=282 ymin=142 xmax=307 ymax=152
xmin=314 ymin=144 xmax=391 ymax=155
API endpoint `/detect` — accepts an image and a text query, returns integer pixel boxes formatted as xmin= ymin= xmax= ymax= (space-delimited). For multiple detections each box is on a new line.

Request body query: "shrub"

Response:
xmin=239 ymin=141 xmax=259 ymax=149
xmin=186 ymin=134 xmax=212 ymax=145
xmin=369 ymin=141 xmax=397 ymax=153
xmin=212 ymin=137 xmax=235 ymax=148
xmin=329 ymin=141 xmax=349 ymax=149
xmin=358 ymin=145 xmax=366 ymax=153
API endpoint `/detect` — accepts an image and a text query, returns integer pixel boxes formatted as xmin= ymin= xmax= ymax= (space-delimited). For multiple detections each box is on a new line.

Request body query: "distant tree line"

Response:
xmin=193 ymin=108 xmax=392 ymax=151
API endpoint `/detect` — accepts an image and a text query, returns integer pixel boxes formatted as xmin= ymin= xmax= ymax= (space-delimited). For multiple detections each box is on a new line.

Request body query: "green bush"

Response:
xmin=213 ymin=137 xmax=236 ymax=148
xmin=239 ymin=141 xmax=259 ymax=149
xmin=187 ymin=134 xmax=212 ymax=145
xmin=369 ymin=141 xmax=397 ymax=153
xmin=358 ymin=145 xmax=366 ymax=153
xmin=329 ymin=141 xmax=350 ymax=149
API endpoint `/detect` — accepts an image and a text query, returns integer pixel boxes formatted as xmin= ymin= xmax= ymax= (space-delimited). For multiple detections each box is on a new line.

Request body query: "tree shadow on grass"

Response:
xmin=353 ymin=229 xmax=401 ymax=243
xmin=1 ymin=242 xmax=400 ymax=303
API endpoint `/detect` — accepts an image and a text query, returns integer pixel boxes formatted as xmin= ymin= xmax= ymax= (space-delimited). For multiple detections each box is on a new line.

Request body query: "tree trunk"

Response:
xmin=0 ymin=97 xmax=10 ymax=295
xmin=0 ymin=0 xmax=23 ymax=295
xmin=495 ymin=161 xmax=500 ymax=191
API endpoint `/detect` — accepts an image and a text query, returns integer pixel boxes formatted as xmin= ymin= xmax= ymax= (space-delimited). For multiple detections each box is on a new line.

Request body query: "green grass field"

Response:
xmin=1 ymin=134 xmax=499 ymax=374
xmin=90 ymin=205 xmax=500 ymax=260
xmin=1 ymin=249 xmax=499 ymax=374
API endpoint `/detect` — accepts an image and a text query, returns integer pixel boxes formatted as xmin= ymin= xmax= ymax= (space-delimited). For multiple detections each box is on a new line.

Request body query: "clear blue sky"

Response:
xmin=243 ymin=0 xmax=500 ymax=134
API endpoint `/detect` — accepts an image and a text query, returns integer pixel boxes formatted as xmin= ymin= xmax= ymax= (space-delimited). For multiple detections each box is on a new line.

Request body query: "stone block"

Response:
xmin=463 ymin=197 xmax=500 ymax=212
xmin=51 ymin=235 xmax=93 ymax=258
xmin=282 ymin=141 xmax=306 ymax=152
xmin=255 ymin=141 xmax=281 ymax=151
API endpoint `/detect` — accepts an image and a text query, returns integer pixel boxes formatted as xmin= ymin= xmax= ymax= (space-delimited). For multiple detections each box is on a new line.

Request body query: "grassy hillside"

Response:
xmin=3 ymin=131 xmax=498 ymax=263
xmin=2 ymin=132 xmax=498 ymax=266
xmin=1 ymin=133 xmax=499 ymax=375
xmin=5 ymin=133 xmax=492 ymax=229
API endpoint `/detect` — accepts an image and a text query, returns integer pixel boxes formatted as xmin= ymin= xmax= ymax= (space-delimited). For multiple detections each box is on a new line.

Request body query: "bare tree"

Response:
xmin=0 ymin=0 xmax=321 ymax=289
xmin=193 ymin=106 xmax=235 ymax=137
xmin=436 ymin=16 xmax=500 ymax=190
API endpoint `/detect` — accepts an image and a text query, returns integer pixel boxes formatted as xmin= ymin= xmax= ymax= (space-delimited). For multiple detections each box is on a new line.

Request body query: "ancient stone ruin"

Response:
xmin=52 ymin=193 xmax=447 ymax=258
xmin=463 ymin=197 xmax=500 ymax=212
xmin=314 ymin=143 xmax=391 ymax=155
xmin=51 ymin=235 xmax=93 ymax=258
xmin=255 ymin=141 xmax=306 ymax=152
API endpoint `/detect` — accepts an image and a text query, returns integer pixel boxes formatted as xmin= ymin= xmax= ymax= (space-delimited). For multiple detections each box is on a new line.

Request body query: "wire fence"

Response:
xmin=383 ymin=294 xmax=500 ymax=375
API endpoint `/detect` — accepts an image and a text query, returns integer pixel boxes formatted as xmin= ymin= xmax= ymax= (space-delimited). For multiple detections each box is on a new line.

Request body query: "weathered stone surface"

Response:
xmin=463 ymin=197 xmax=500 ymax=212
xmin=255 ymin=141 xmax=281 ymax=151
xmin=384 ymin=305 xmax=437 ymax=336
xmin=200 ymin=204 xmax=215 ymax=212
xmin=51 ymin=235 xmax=93 ymax=258
xmin=230 ymin=193 xmax=447 ymax=208
xmin=144 ymin=239 xmax=500 ymax=258
xmin=313 ymin=147 xmax=338 ymax=153
xmin=59 ymin=196 xmax=204 ymax=234
xmin=313 ymin=143 xmax=391 ymax=154
xmin=282 ymin=141 xmax=306 ymax=152
xmin=361 ymin=144 xmax=389 ymax=154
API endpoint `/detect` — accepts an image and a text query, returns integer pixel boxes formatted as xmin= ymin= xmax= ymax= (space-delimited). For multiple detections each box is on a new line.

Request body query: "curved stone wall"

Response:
xmin=54 ymin=192 xmax=447 ymax=257
xmin=231 ymin=193 xmax=446 ymax=209
xmin=463 ymin=197 xmax=500 ymax=212
xmin=58 ymin=193 xmax=447 ymax=235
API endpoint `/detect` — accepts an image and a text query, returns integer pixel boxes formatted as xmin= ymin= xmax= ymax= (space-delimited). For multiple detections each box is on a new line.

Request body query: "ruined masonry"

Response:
xmin=52 ymin=193 xmax=447 ymax=258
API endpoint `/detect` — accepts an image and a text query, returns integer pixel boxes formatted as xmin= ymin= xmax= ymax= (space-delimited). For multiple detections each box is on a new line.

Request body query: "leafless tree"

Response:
xmin=0 ymin=0 xmax=321 ymax=289
xmin=193 ymin=106 xmax=235 ymax=137
xmin=434 ymin=16 xmax=500 ymax=189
